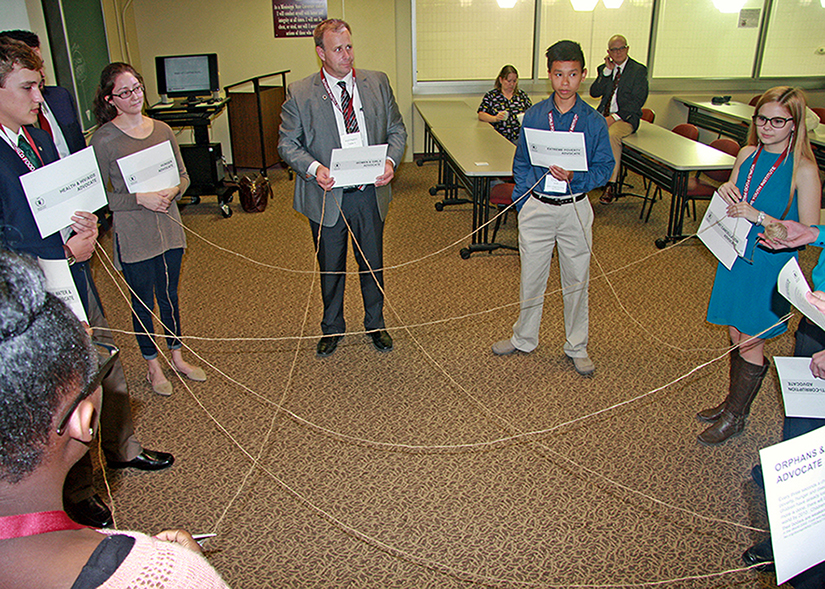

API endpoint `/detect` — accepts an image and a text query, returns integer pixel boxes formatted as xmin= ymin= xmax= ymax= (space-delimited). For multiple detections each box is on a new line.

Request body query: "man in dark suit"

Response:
xmin=0 ymin=39 xmax=173 ymax=528
xmin=589 ymin=35 xmax=648 ymax=204
xmin=0 ymin=30 xmax=85 ymax=157
xmin=279 ymin=19 xmax=407 ymax=358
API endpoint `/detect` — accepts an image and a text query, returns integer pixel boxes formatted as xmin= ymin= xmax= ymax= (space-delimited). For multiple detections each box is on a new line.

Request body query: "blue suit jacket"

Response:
xmin=0 ymin=126 xmax=88 ymax=308
xmin=42 ymin=85 xmax=87 ymax=154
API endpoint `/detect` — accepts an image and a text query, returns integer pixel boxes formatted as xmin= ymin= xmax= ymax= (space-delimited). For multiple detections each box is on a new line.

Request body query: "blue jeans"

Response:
xmin=120 ymin=248 xmax=184 ymax=360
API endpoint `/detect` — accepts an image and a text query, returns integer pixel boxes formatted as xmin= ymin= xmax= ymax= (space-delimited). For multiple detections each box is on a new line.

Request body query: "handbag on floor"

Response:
xmin=238 ymin=175 xmax=271 ymax=213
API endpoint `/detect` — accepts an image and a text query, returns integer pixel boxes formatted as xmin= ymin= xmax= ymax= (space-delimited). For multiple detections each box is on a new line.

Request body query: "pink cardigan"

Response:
xmin=96 ymin=530 xmax=229 ymax=588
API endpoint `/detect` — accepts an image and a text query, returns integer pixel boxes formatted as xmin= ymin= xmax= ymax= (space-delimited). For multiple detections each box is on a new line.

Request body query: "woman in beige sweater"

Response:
xmin=91 ymin=62 xmax=204 ymax=397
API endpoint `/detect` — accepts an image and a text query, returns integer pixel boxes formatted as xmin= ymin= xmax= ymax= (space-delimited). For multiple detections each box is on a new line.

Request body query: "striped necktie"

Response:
xmin=338 ymin=81 xmax=359 ymax=133
xmin=17 ymin=135 xmax=42 ymax=168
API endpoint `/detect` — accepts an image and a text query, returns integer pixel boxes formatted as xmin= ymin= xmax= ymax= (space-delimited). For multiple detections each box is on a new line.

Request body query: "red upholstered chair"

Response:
xmin=749 ymin=94 xmax=762 ymax=106
xmin=672 ymin=123 xmax=699 ymax=141
xmin=489 ymin=182 xmax=515 ymax=246
xmin=683 ymin=137 xmax=740 ymax=219
xmin=639 ymin=124 xmax=700 ymax=222
xmin=811 ymin=107 xmax=825 ymax=125
xmin=641 ymin=108 xmax=655 ymax=123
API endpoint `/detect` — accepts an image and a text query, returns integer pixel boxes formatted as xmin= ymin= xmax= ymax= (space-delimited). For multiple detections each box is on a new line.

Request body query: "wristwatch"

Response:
xmin=63 ymin=244 xmax=76 ymax=266
xmin=756 ymin=211 xmax=766 ymax=226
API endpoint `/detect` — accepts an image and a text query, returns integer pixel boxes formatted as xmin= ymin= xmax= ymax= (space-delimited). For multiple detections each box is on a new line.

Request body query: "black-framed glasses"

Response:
xmin=753 ymin=114 xmax=794 ymax=129
xmin=55 ymin=342 xmax=119 ymax=435
xmin=111 ymin=85 xmax=144 ymax=100
xmin=608 ymin=46 xmax=628 ymax=52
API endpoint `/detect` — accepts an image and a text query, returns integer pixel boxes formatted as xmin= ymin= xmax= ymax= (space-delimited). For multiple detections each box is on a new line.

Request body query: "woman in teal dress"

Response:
xmin=698 ymin=87 xmax=821 ymax=445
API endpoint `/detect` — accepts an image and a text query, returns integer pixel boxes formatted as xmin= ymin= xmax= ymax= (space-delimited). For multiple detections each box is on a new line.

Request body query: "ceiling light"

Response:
xmin=570 ymin=0 xmax=599 ymax=10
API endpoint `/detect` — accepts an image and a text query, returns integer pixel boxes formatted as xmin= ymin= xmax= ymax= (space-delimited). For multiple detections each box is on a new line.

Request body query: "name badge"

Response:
xmin=544 ymin=175 xmax=568 ymax=193
xmin=340 ymin=132 xmax=363 ymax=149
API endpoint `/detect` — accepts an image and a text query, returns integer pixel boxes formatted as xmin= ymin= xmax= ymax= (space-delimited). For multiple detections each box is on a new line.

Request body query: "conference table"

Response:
xmin=414 ymin=101 xmax=516 ymax=258
xmin=675 ymin=97 xmax=825 ymax=172
xmin=620 ymin=121 xmax=736 ymax=248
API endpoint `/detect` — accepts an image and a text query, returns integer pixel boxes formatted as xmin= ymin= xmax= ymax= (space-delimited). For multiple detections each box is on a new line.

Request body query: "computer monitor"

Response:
xmin=155 ymin=53 xmax=219 ymax=103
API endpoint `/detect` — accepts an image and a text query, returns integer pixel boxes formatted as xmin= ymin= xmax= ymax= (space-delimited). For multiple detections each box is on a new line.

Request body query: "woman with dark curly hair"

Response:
xmin=0 ymin=251 xmax=229 ymax=588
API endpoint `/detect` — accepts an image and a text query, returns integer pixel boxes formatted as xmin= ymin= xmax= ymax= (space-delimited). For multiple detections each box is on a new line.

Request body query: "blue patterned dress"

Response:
xmin=706 ymin=150 xmax=797 ymax=339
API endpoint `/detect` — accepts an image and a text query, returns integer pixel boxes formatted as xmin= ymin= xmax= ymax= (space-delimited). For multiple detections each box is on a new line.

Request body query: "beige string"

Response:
xmin=87 ymin=173 xmax=778 ymax=587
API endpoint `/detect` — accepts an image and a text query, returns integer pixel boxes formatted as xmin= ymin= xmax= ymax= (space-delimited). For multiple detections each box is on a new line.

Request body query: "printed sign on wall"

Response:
xmin=273 ymin=0 xmax=327 ymax=38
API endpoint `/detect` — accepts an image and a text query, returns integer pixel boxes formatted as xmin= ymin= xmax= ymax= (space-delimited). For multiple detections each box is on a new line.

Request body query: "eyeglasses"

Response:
xmin=55 ymin=342 xmax=119 ymax=435
xmin=111 ymin=85 xmax=144 ymax=100
xmin=752 ymin=114 xmax=794 ymax=129
xmin=607 ymin=46 xmax=628 ymax=53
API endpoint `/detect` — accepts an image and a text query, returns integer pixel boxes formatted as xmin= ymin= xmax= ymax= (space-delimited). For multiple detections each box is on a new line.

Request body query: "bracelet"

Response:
xmin=756 ymin=211 xmax=766 ymax=226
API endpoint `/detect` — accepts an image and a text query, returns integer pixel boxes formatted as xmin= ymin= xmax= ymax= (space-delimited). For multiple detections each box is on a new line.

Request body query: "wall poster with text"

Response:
xmin=273 ymin=0 xmax=327 ymax=38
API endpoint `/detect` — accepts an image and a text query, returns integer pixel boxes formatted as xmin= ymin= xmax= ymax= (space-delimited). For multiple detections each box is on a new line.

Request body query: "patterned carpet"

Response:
xmin=88 ymin=160 xmax=815 ymax=588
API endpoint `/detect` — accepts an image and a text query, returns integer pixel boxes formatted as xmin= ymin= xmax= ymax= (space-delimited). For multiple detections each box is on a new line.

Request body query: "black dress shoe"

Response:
xmin=751 ymin=464 xmax=764 ymax=489
xmin=65 ymin=494 xmax=114 ymax=528
xmin=107 ymin=449 xmax=174 ymax=471
xmin=316 ymin=335 xmax=342 ymax=357
xmin=742 ymin=538 xmax=775 ymax=572
xmin=370 ymin=330 xmax=393 ymax=352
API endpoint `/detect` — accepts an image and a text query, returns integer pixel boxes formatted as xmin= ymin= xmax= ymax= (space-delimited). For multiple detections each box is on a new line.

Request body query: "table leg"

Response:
xmin=655 ymin=171 xmax=689 ymax=249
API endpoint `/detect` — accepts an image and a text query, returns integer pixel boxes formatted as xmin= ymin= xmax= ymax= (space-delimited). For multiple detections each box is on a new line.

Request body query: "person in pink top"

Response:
xmin=0 ymin=251 xmax=229 ymax=588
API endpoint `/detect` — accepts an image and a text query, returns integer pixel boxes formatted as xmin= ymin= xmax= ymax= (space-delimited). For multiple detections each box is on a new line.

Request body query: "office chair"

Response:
xmin=683 ymin=137 xmax=740 ymax=220
xmin=749 ymin=94 xmax=762 ymax=106
xmin=672 ymin=123 xmax=700 ymax=141
xmin=811 ymin=107 xmax=825 ymax=125
xmin=489 ymin=182 xmax=515 ymax=247
xmin=641 ymin=108 xmax=655 ymax=123
xmin=639 ymin=124 xmax=700 ymax=222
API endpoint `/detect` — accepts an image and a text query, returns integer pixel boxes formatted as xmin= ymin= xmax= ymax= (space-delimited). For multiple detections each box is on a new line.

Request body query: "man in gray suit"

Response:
xmin=279 ymin=18 xmax=407 ymax=357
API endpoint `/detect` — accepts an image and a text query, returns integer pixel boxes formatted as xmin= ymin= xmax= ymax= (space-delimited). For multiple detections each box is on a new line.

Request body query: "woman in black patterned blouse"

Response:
xmin=477 ymin=65 xmax=532 ymax=144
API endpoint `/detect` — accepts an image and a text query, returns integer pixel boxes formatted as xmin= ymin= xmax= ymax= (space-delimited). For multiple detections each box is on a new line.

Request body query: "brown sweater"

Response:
xmin=91 ymin=120 xmax=189 ymax=267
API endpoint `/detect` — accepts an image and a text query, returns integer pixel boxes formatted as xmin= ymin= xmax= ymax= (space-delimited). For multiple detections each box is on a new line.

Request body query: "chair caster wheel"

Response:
xmin=429 ymin=187 xmax=438 ymax=196
xmin=190 ymin=195 xmax=201 ymax=205
xmin=435 ymin=202 xmax=444 ymax=211
xmin=220 ymin=203 xmax=232 ymax=218
xmin=655 ymin=238 xmax=667 ymax=249
xmin=459 ymin=248 xmax=471 ymax=260
xmin=416 ymin=159 xmax=424 ymax=167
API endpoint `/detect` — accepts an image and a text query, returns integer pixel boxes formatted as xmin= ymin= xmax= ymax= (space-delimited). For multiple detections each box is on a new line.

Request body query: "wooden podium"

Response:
xmin=225 ymin=70 xmax=289 ymax=174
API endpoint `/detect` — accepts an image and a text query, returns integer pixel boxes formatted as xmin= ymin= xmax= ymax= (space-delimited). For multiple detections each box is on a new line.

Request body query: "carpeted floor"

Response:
xmin=88 ymin=160 xmax=816 ymax=588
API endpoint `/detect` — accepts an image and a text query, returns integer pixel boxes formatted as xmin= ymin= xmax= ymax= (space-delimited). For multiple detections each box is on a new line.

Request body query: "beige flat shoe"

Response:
xmin=147 ymin=373 xmax=173 ymax=396
xmin=176 ymin=366 xmax=207 ymax=382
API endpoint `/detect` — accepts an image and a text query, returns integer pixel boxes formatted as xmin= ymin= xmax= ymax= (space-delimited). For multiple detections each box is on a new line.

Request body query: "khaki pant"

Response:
xmin=608 ymin=120 xmax=634 ymax=183
xmin=510 ymin=195 xmax=593 ymax=358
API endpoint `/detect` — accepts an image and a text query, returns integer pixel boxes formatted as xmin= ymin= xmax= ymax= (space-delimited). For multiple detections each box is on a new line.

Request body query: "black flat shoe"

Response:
xmin=370 ymin=330 xmax=393 ymax=352
xmin=316 ymin=335 xmax=342 ymax=357
xmin=107 ymin=449 xmax=174 ymax=471
xmin=65 ymin=494 xmax=114 ymax=528
xmin=742 ymin=538 xmax=775 ymax=572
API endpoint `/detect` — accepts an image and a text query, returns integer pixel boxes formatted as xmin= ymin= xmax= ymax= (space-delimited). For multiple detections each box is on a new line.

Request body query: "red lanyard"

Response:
xmin=548 ymin=111 xmax=578 ymax=132
xmin=0 ymin=511 xmax=89 ymax=539
xmin=320 ymin=68 xmax=357 ymax=117
xmin=741 ymin=144 xmax=789 ymax=207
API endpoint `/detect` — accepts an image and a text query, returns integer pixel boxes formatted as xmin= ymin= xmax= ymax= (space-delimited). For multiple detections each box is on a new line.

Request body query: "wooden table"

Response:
xmin=620 ymin=121 xmax=736 ymax=248
xmin=414 ymin=100 xmax=516 ymax=258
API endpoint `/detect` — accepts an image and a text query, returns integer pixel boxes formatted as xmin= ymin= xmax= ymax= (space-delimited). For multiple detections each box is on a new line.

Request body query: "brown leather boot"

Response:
xmin=697 ymin=351 xmax=735 ymax=422
xmin=698 ymin=352 xmax=769 ymax=445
